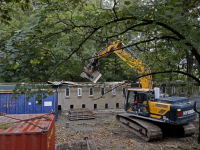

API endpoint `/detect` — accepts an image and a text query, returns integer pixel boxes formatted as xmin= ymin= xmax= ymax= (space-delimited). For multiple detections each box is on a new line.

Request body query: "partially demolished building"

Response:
xmin=57 ymin=82 xmax=129 ymax=113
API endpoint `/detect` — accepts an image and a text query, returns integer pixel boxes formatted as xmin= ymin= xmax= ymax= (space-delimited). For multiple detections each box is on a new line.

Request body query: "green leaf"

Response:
xmin=6 ymin=46 xmax=13 ymax=50
xmin=114 ymin=7 xmax=119 ymax=11
xmin=124 ymin=1 xmax=131 ymax=5
xmin=48 ymin=91 xmax=54 ymax=96
xmin=13 ymin=64 xmax=19 ymax=69
xmin=165 ymin=10 xmax=172 ymax=15
xmin=159 ymin=15 xmax=169 ymax=20
xmin=35 ymin=94 xmax=42 ymax=101
xmin=43 ymin=95 xmax=47 ymax=99
xmin=172 ymin=14 xmax=182 ymax=20
xmin=37 ymin=100 xmax=42 ymax=105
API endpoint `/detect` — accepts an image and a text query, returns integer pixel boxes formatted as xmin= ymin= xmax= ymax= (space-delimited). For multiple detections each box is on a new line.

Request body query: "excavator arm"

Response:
xmin=80 ymin=40 xmax=152 ymax=89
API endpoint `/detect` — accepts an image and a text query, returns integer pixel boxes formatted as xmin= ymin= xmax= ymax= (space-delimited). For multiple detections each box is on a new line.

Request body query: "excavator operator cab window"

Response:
xmin=146 ymin=91 xmax=155 ymax=101
xmin=137 ymin=92 xmax=148 ymax=104
xmin=137 ymin=94 xmax=143 ymax=103
xmin=126 ymin=91 xmax=149 ymax=112
xmin=126 ymin=91 xmax=136 ymax=111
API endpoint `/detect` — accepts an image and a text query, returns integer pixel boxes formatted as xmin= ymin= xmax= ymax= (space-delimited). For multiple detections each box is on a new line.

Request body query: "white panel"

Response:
xmin=44 ymin=101 xmax=52 ymax=106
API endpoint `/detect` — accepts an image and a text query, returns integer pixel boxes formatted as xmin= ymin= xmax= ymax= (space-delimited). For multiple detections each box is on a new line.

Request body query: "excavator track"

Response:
xmin=116 ymin=113 xmax=163 ymax=141
xmin=116 ymin=113 xmax=196 ymax=141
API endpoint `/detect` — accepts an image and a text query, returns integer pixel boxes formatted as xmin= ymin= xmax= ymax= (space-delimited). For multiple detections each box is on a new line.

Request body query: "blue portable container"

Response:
xmin=0 ymin=91 xmax=58 ymax=120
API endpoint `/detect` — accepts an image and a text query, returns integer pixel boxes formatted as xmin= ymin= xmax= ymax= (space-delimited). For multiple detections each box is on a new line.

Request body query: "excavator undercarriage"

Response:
xmin=116 ymin=113 xmax=196 ymax=141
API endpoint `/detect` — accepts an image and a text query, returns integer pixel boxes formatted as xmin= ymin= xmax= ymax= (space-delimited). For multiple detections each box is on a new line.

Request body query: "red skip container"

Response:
xmin=0 ymin=113 xmax=55 ymax=150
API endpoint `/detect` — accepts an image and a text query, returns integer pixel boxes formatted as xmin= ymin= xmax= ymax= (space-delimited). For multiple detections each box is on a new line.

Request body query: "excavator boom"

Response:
xmin=81 ymin=40 xmax=152 ymax=89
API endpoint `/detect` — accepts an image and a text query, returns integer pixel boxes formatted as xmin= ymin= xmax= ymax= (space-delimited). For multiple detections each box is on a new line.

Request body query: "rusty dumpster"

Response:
xmin=0 ymin=113 xmax=55 ymax=150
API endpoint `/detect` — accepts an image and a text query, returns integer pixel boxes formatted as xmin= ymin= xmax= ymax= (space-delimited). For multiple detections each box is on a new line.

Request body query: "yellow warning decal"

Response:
xmin=48 ymin=128 xmax=54 ymax=148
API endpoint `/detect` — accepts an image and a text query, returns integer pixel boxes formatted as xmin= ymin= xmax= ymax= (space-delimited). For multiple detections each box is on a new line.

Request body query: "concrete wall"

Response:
xmin=58 ymin=84 xmax=127 ymax=112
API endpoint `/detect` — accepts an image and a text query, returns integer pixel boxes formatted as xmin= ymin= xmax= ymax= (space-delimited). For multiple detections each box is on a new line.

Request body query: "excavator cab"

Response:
xmin=126 ymin=89 xmax=154 ymax=117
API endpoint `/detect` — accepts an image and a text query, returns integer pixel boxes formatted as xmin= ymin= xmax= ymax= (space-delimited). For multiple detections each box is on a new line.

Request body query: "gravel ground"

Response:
xmin=55 ymin=111 xmax=200 ymax=150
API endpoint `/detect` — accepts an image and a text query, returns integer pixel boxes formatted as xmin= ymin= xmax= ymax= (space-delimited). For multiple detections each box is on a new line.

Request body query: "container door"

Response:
xmin=35 ymin=94 xmax=42 ymax=113
xmin=26 ymin=96 xmax=34 ymax=114
xmin=43 ymin=91 xmax=58 ymax=119
xmin=16 ymin=94 xmax=26 ymax=114
xmin=43 ymin=94 xmax=54 ymax=114
xmin=8 ymin=94 xmax=17 ymax=114
xmin=54 ymin=91 xmax=58 ymax=120
xmin=0 ymin=94 xmax=8 ymax=114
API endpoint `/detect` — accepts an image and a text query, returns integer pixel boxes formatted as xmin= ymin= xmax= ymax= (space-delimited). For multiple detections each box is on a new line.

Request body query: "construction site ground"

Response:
xmin=55 ymin=109 xmax=200 ymax=150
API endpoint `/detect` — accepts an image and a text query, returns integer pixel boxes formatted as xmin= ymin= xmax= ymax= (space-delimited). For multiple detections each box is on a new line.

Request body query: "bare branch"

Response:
xmin=127 ymin=36 xmax=180 ymax=47
xmin=112 ymin=0 xmax=118 ymax=20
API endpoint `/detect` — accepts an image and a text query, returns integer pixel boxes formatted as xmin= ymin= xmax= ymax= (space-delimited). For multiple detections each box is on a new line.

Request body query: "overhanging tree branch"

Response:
xmin=136 ymin=70 xmax=200 ymax=85
xmin=103 ymin=16 xmax=200 ymax=64
xmin=127 ymin=36 xmax=180 ymax=47
xmin=16 ymin=14 xmax=200 ymax=82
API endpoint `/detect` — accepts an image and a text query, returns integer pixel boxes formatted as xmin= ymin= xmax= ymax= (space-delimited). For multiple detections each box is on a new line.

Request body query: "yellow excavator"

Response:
xmin=80 ymin=40 xmax=197 ymax=141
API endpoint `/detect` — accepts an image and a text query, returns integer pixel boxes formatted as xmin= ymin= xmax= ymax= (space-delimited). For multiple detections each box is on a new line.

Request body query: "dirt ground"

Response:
xmin=55 ymin=113 xmax=200 ymax=150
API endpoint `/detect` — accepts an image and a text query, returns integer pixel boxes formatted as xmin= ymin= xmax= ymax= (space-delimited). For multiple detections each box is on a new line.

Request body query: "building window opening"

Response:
xmin=105 ymin=103 xmax=108 ymax=109
xmin=172 ymin=87 xmax=175 ymax=95
xmin=89 ymin=87 xmax=93 ymax=96
xmin=82 ymin=104 xmax=85 ymax=108
xmin=101 ymin=88 xmax=105 ymax=96
xmin=78 ymin=88 xmax=82 ymax=96
xmin=116 ymin=103 xmax=119 ymax=109
xmin=112 ymin=88 xmax=116 ymax=95
xmin=66 ymin=88 xmax=70 ymax=97
xmin=70 ymin=105 xmax=74 ymax=109
xmin=58 ymin=105 xmax=61 ymax=110
xmin=122 ymin=87 xmax=126 ymax=96
xmin=162 ymin=87 xmax=165 ymax=93
xmin=94 ymin=104 xmax=97 ymax=109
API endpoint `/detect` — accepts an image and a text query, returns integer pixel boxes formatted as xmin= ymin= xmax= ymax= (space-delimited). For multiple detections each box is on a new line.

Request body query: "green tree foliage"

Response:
xmin=0 ymin=0 xmax=200 ymax=87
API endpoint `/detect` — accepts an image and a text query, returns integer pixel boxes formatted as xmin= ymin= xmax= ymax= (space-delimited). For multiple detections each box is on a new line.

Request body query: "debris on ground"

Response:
xmin=68 ymin=108 xmax=95 ymax=121
xmin=55 ymin=114 xmax=200 ymax=150
xmin=55 ymin=141 xmax=87 ymax=150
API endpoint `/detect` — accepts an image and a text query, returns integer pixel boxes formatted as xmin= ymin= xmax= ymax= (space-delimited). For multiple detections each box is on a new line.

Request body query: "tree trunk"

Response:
xmin=166 ymin=73 xmax=172 ymax=96
xmin=186 ymin=51 xmax=194 ymax=95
